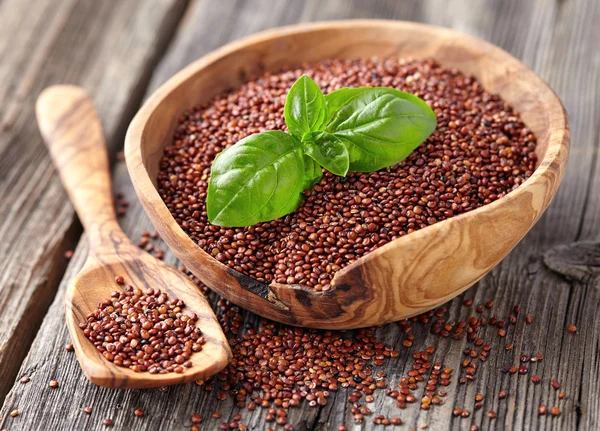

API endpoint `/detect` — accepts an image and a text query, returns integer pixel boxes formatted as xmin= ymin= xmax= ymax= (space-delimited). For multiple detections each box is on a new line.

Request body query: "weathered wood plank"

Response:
xmin=0 ymin=0 xmax=189 ymax=405
xmin=543 ymin=241 xmax=600 ymax=431
xmin=2 ymin=0 xmax=599 ymax=430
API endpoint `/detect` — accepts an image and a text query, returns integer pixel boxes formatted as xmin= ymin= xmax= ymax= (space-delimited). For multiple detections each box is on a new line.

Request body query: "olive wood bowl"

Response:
xmin=125 ymin=20 xmax=569 ymax=329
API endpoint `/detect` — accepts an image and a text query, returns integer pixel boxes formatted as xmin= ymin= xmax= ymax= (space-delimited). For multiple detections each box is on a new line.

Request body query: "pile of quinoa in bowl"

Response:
xmin=157 ymin=57 xmax=537 ymax=292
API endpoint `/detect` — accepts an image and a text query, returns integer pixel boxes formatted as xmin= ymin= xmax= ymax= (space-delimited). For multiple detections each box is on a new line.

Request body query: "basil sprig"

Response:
xmin=207 ymin=75 xmax=436 ymax=227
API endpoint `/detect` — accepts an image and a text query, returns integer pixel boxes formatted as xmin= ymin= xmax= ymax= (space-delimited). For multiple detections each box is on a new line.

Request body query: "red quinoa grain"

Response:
xmin=80 ymin=279 xmax=205 ymax=373
xmin=158 ymin=58 xmax=537 ymax=291
xmin=123 ymin=271 xmax=548 ymax=429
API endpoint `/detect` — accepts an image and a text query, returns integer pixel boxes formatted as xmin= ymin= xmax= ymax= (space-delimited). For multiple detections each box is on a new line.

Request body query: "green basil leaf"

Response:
xmin=284 ymin=75 xmax=327 ymax=139
xmin=207 ymin=131 xmax=308 ymax=227
xmin=303 ymin=132 xmax=349 ymax=177
xmin=302 ymin=154 xmax=323 ymax=189
xmin=324 ymin=87 xmax=437 ymax=171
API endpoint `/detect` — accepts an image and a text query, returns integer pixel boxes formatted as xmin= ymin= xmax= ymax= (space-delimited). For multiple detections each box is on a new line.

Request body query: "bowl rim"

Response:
xmin=125 ymin=19 xmax=569 ymax=298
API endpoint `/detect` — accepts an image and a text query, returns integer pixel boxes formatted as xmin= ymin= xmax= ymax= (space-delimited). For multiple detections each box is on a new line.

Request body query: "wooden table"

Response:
xmin=0 ymin=0 xmax=598 ymax=430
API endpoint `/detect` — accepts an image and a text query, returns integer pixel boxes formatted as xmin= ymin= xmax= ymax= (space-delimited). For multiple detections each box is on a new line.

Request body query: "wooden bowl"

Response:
xmin=125 ymin=20 xmax=569 ymax=329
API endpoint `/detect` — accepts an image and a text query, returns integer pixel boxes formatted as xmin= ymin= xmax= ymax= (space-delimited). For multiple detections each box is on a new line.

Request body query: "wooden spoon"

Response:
xmin=36 ymin=85 xmax=231 ymax=389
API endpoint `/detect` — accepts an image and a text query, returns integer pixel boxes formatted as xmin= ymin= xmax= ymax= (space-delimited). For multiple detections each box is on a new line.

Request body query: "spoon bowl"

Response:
xmin=37 ymin=85 xmax=231 ymax=388
xmin=66 ymin=246 xmax=230 ymax=389
xmin=125 ymin=20 xmax=569 ymax=329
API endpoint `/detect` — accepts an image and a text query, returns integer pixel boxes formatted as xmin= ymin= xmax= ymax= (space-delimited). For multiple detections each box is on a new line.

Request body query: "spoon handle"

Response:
xmin=36 ymin=85 xmax=122 ymax=250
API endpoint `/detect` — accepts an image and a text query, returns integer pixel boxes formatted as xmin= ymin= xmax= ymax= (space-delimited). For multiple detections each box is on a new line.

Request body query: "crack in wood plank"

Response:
xmin=544 ymin=241 xmax=600 ymax=281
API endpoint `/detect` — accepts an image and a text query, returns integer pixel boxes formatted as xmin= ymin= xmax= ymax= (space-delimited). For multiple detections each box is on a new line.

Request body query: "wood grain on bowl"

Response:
xmin=125 ymin=20 xmax=569 ymax=329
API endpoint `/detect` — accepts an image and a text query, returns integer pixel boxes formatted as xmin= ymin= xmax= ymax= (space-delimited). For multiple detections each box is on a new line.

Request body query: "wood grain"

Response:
xmin=1 ymin=0 xmax=599 ymax=430
xmin=35 ymin=86 xmax=230 ymax=389
xmin=125 ymin=20 xmax=569 ymax=329
xmin=0 ymin=0 xmax=189 ymax=404
xmin=36 ymin=86 xmax=119 ymax=246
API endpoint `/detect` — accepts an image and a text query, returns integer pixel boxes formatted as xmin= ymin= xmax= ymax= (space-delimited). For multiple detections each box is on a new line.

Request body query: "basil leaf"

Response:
xmin=284 ymin=75 xmax=327 ymax=139
xmin=207 ymin=131 xmax=309 ymax=227
xmin=324 ymin=87 xmax=437 ymax=171
xmin=303 ymin=131 xmax=349 ymax=177
xmin=302 ymin=154 xmax=323 ymax=189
